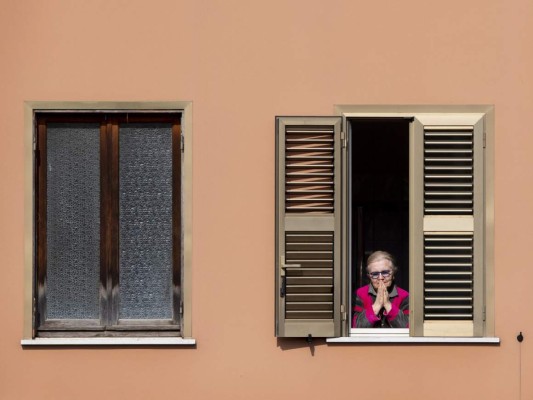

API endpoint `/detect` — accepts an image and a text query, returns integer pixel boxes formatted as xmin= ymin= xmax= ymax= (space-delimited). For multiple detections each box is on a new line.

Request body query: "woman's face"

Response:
xmin=367 ymin=259 xmax=394 ymax=290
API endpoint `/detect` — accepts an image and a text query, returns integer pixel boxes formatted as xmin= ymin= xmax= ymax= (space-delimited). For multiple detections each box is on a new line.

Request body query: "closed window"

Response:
xmin=24 ymin=103 xmax=193 ymax=342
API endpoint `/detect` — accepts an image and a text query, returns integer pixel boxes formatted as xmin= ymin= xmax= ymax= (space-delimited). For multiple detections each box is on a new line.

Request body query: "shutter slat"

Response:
xmin=425 ymin=175 xmax=472 ymax=179
xmin=286 ymin=206 xmax=334 ymax=211
xmin=286 ymin=129 xmax=334 ymax=134
xmin=287 ymin=180 xmax=334 ymax=185
xmin=425 ymin=183 xmax=472 ymax=186
xmin=286 ymin=294 xmax=333 ymax=301
xmin=425 ymin=305 xmax=472 ymax=309
xmin=286 ymin=302 xmax=333 ymax=311
xmin=424 ymin=209 xmax=473 ymax=213
xmin=287 ymin=146 xmax=333 ymax=151
xmin=287 ymin=189 xmax=333 ymax=195
xmin=425 ymin=167 xmax=472 ymax=171
xmin=425 ymin=272 xmax=472 ymax=275
xmin=425 ymin=192 xmax=472 ymax=195
xmin=425 ymin=314 xmax=472 ymax=318
xmin=287 ymin=155 xmax=334 ymax=160
xmin=424 ymin=246 xmax=472 ymax=250
xmin=426 ymin=297 xmax=472 ymax=301
xmin=425 ymin=149 xmax=472 ymax=153
xmin=287 ymin=172 xmax=334 ymax=177
xmin=286 ymin=139 xmax=333 ymax=143
xmin=287 ymin=286 xmax=332 ymax=295
xmin=286 ymin=311 xmax=334 ymax=319
xmin=425 ymin=264 xmax=472 ymax=267
xmin=287 ymin=163 xmax=334 ymax=168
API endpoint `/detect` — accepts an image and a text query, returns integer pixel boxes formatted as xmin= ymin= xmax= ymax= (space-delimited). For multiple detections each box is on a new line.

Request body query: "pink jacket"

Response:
xmin=352 ymin=284 xmax=409 ymax=328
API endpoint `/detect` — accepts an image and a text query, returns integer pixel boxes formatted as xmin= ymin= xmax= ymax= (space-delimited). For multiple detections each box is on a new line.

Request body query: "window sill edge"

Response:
xmin=327 ymin=336 xmax=500 ymax=344
xmin=21 ymin=337 xmax=196 ymax=346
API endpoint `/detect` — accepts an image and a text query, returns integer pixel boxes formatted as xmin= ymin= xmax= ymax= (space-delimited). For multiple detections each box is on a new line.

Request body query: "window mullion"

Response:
xmin=100 ymin=119 xmax=120 ymax=327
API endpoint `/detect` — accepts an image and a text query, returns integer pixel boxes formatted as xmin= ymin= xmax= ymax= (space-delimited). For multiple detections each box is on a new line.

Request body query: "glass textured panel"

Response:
xmin=46 ymin=123 xmax=100 ymax=319
xmin=119 ymin=123 xmax=173 ymax=319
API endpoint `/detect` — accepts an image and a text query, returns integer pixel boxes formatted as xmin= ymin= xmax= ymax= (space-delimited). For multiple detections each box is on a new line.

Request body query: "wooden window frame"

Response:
xmin=32 ymin=110 xmax=184 ymax=339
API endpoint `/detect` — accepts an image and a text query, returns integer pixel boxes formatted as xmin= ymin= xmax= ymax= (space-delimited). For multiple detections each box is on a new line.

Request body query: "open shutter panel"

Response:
xmin=414 ymin=115 xmax=485 ymax=337
xmin=276 ymin=117 xmax=342 ymax=337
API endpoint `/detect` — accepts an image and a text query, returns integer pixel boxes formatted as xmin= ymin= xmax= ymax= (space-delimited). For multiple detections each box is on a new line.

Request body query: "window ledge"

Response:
xmin=21 ymin=337 xmax=196 ymax=346
xmin=327 ymin=336 xmax=500 ymax=344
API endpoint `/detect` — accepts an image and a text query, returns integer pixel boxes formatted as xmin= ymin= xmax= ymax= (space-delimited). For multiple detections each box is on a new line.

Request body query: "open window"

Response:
xmin=349 ymin=118 xmax=410 ymax=335
xmin=275 ymin=106 xmax=495 ymax=341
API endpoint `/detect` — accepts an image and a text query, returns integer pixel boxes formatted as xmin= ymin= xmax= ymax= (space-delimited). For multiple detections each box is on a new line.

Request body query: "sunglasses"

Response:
xmin=368 ymin=270 xmax=392 ymax=279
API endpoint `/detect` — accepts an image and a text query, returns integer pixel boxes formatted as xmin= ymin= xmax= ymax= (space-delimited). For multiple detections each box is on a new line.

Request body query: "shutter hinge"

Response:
xmin=483 ymin=306 xmax=486 ymax=322
xmin=483 ymin=130 xmax=486 ymax=149
xmin=340 ymin=304 xmax=346 ymax=321
xmin=180 ymin=135 xmax=185 ymax=152
xmin=341 ymin=131 xmax=347 ymax=148
xmin=179 ymin=301 xmax=183 ymax=316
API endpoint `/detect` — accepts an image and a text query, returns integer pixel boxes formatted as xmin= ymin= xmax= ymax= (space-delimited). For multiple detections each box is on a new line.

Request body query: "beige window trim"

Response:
xmin=23 ymin=101 xmax=194 ymax=342
xmin=327 ymin=336 xmax=500 ymax=344
xmin=21 ymin=337 xmax=196 ymax=346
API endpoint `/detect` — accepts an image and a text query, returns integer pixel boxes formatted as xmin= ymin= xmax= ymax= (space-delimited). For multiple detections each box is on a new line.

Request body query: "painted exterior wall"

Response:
xmin=1 ymin=0 xmax=531 ymax=398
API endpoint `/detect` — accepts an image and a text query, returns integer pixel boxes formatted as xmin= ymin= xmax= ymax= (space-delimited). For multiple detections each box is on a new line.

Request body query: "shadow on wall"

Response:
xmin=277 ymin=337 xmax=327 ymax=356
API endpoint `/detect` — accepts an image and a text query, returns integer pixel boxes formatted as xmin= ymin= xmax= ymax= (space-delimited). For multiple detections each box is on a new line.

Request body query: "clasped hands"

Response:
xmin=372 ymin=281 xmax=392 ymax=316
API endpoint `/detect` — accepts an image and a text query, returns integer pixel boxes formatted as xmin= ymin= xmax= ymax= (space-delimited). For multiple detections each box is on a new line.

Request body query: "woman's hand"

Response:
xmin=373 ymin=281 xmax=392 ymax=315
xmin=372 ymin=282 xmax=385 ymax=315
xmin=382 ymin=281 xmax=392 ymax=313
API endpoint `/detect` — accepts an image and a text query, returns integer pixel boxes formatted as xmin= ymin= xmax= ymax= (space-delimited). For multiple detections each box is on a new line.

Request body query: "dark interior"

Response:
xmin=350 ymin=118 xmax=410 ymax=294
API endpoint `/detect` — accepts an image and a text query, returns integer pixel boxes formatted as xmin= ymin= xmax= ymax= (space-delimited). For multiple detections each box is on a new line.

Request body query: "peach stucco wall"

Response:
xmin=1 ymin=0 xmax=532 ymax=399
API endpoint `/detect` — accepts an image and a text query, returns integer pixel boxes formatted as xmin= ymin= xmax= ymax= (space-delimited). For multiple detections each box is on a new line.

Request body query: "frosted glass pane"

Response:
xmin=46 ymin=123 xmax=101 ymax=319
xmin=119 ymin=123 xmax=173 ymax=319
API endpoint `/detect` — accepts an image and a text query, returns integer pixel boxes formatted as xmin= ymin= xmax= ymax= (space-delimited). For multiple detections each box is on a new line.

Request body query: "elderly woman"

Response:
xmin=352 ymin=251 xmax=409 ymax=328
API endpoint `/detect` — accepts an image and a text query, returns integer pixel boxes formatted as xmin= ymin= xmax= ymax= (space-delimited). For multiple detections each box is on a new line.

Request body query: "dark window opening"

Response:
xmin=349 ymin=118 xmax=410 ymax=306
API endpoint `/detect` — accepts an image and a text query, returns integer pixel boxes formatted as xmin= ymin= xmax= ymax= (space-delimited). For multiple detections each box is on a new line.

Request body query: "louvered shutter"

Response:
xmin=412 ymin=114 xmax=485 ymax=337
xmin=275 ymin=117 xmax=342 ymax=337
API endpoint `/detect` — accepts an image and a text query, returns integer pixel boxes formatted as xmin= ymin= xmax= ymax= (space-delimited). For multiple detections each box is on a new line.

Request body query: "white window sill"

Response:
xmin=327 ymin=336 xmax=500 ymax=344
xmin=21 ymin=337 xmax=196 ymax=346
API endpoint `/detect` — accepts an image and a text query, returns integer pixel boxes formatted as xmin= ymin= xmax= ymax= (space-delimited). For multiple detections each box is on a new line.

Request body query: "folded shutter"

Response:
xmin=412 ymin=114 xmax=485 ymax=337
xmin=275 ymin=117 xmax=342 ymax=337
